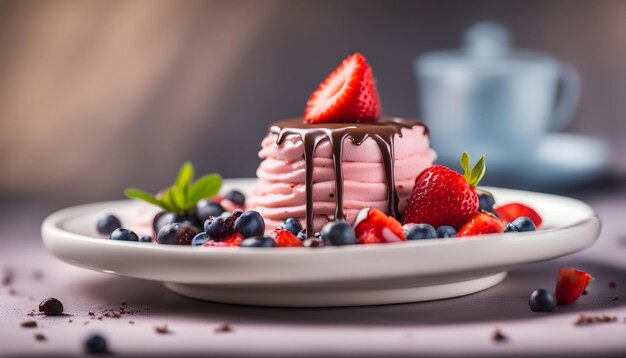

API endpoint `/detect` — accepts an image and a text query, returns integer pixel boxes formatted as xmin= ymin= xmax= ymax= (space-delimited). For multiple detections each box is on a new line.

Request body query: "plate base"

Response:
xmin=164 ymin=272 xmax=507 ymax=307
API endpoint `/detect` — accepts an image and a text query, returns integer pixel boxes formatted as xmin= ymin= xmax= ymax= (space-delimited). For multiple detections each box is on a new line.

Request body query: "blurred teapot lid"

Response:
xmin=416 ymin=21 xmax=558 ymax=76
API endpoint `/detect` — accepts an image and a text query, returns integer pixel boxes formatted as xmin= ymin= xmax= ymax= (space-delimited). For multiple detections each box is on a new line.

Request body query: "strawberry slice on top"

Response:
xmin=304 ymin=53 xmax=380 ymax=124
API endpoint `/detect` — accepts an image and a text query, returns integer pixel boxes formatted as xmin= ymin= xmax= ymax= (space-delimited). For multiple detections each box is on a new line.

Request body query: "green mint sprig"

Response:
xmin=460 ymin=152 xmax=486 ymax=188
xmin=124 ymin=162 xmax=221 ymax=214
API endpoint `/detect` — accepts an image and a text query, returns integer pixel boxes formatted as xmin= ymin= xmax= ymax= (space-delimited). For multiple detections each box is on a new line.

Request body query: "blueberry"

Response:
xmin=436 ymin=225 xmax=457 ymax=238
xmin=529 ymin=289 xmax=556 ymax=312
xmin=321 ymin=221 xmax=356 ymax=246
xmin=511 ymin=216 xmax=536 ymax=232
xmin=153 ymin=211 xmax=200 ymax=234
xmin=139 ymin=235 xmax=153 ymax=243
xmin=84 ymin=333 xmax=108 ymax=354
xmin=157 ymin=223 xmax=198 ymax=245
xmin=196 ymin=200 xmax=225 ymax=223
xmin=297 ymin=229 xmax=307 ymax=241
xmin=403 ymin=224 xmax=437 ymax=240
xmin=191 ymin=232 xmax=210 ymax=247
xmin=109 ymin=228 xmax=139 ymax=242
xmin=241 ymin=236 xmax=276 ymax=248
xmin=477 ymin=191 xmax=496 ymax=213
xmin=96 ymin=214 xmax=122 ymax=235
xmin=504 ymin=223 xmax=518 ymax=233
xmin=223 ymin=190 xmax=246 ymax=206
xmin=235 ymin=211 xmax=265 ymax=238
xmin=303 ymin=237 xmax=324 ymax=248
xmin=278 ymin=218 xmax=303 ymax=236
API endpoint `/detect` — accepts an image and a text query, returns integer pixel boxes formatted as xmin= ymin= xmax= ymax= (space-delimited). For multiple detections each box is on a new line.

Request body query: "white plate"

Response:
xmin=41 ymin=179 xmax=601 ymax=307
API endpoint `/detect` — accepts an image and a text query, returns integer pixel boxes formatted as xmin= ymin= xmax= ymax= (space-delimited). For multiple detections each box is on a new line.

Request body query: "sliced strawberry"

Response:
xmin=304 ymin=53 xmax=380 ymax=124
xmin=354 ymin=208 xmax=405 ymax=244
xmin=273 ymin=230 xmax=303 ymax=247
xmin=203 ymin=232 xmax=243 ymax=247
xmin=555 ymin=268 xmax=593 ymax=305
xmin=457 ymin=211 xmax=504 ymax=237
xmin=404 ymin=152 xmax=484 ymax=230
xmin=494 ymin=203 xmax=542 ymax=229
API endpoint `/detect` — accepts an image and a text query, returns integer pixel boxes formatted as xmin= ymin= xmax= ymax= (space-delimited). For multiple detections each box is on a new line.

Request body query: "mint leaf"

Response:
xmin=189 ymin=174 xmax=222 ymax=203
xmin=460 ymin=152 xmax=470 ymax=182
xmin=124 ymin=189 xmax=162 ymax=207
xmin=161 ymin=189 xmax=179 ymax=212
xmin=468 ymin=155 xmax=486 ymax=187
xmin=176 ymin=162 xmax=193 ymax=195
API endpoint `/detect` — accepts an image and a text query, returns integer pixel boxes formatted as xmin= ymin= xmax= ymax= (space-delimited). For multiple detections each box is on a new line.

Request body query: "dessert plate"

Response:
xmin=41 ymin=179 xmax=600 ymax=307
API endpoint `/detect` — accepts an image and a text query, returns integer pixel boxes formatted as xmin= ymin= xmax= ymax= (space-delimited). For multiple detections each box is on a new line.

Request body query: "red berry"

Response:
xmin=354 ymin=208 xmax=405 ymax=244
xmin=404 ymin=153 xmax=486 ymax=230
xmin=555 ymin=268 xmax=593 ymax=305
xmin=494 ymin=203 xmax=543 ymax=229
xmin=203 ymin=232 xmax=243 ymax=247
xmin=274 ymin=230 xmax=303 ymax=247
xmin=304 ymin=53 xmax=380 ymax=124
xmin=457 ymin=212 xmax=504 ymax=237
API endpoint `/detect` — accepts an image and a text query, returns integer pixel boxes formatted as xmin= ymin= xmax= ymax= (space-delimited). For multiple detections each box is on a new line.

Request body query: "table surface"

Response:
xmin=2 ymin=183 xmax=626 ymax=357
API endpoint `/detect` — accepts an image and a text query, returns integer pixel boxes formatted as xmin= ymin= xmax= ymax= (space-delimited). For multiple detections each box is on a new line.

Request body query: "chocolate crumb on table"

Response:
xmin=20 ymin=320 xmax=37 ymax=328
xmin=609 ymin=281 xmax=617 ymax=289
xmin=129 ymin=321 xmax=135 ymax=325
xmin=155 ymin=325 xmax=171 ymax=334
xmin=574 ymin=314 xmax=617 ymax=326
xmin=492 ymin=328 xmax=508 ymax=343
xmin=582 ymin=290 xmax=588 ymax=295
xmin=214 ymin=323 xmax=233 ymax=333
xmin=9 ymin=288 xmax=17 ymax=296
xmin=34 ymin=333 xmax=47 ymax=342
xmin=611 ymin=297 xmax=620 ymax=302
xmin=2 ymin=268 xmax=14 ymax=286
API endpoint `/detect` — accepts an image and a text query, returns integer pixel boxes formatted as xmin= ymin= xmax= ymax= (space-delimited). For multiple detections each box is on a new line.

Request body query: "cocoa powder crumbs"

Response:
xmin=574 ymin=314 xmax=617 ymax=326
xmin=492 ymin=328 xmax=508 ymax=343
xmin=155 ymin=325 xmax=171 ymax=334
xmin=34 ymin=333 xmax=47 ymax=342
xmin=214 ymin=323 xmax=233 ymax=333
xmin=20 ymin=320 xmax=37 ymax=328
xmin=129 ymin=321 xmax=135 ymax=325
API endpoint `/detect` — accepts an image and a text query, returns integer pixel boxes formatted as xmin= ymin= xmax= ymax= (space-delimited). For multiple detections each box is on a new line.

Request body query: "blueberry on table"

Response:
xmin=477 ymin=191 xmax=496 ymax=213
xmin=96 ymin=214 xmax=122 ymax=235
xmin=504 ymin=223 xmax=518 ymax=233
xmin=278 ymin=218 xmax=303 ymax=236
xmin=321 ymin=221 xmax=356 ymax=246
xmin=436 ymin=225 xmax=457 ymax=238
xmin=139 ymin=235 xmax=153 ymax=243
xmin=157 ymin=223 xmax=198 ymax=245
xmin=84 ymin=333 xmax=108 ymax=354
xmin=241 ymin=236 xmax=276 ymax=248
xmin=529 ymin=289 xmax=557 ymax=312
xmin=403 ymin=224 xmax=437 ymax=240
xmin=191 ymin=232 xmax=210 ymax=246
xmin=196 ymin=200 xmax=225 ymax=223
xmin=223 ymin=190 xmax=246 ymax=206
xmin=511 ymin=216 xmax=536 ymax=232
xmin=235 ymin=211 xmax=265 ymax=238
xmin=109 ymin=228 xmax=139 ymax=242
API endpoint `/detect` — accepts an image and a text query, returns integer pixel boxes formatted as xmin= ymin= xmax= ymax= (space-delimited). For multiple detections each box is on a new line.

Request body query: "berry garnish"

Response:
xmin=39 ymin=297 xmax=64 ymax=315
xmin=555 ymin=268 xmax=593 ymax=305
xmin=139 ymin=235 xmax=153 ymax=243
xmin=510 ymin=216 xmax=536 ymax=232
xmin=196 ymin=200 xmax=225 ymax=223
xmin=222 ymin=232 xmax=244 ymax=247
xmin=304 ymin=53 xmax=380 ymax=124
xmin=404 ymin=152 xmax=485 ymax=230
xmin=157 ymin=223 xmax=198 ymax=245
xmin=273 ymin=230 xmax=304 ymax=247
xmin=436 ymin=225 xmax=457 ymax=238
xmin=457 ymin=212 xmax=504 ymax=237
xmin=234 ymin=211 xmax=265 ymax=238
xmin=84 ymin=333 xmax=108 ymax=354
xmin=96 ymin=214 xmax=122 ymax=236
xmin=477 ymin=190 xmax=496 ymax=214
xmin=494 ymin=203 xmax=542 ymax=229
xmin=125 ymin=162 xmax=221 ymax=214
xmin=529 ymin=289 xmax=557 ymax=312
xmin=403 ymin=224 xmax=437 ymax=241
xmin=191 ymin=232 xmax=210 ymax=246
xmin=504 ymin=223 xmax=518 ymax=233
xmin=241 ymin=236 xmax=276 ymax=248
xmin=109 ymin=228 xmax=139 ymax=242
xmin=278 ymin=218 xmax=303 ymax=236
xmin=321 ymin=221 xmax=356 ymax=246
xmin=204 ymin=211 xmax=241 ymax=241
xmin=354 ymin=208 xmax=405 ymax=244
xmin=223 ymin=190 xmax=246 ymax=206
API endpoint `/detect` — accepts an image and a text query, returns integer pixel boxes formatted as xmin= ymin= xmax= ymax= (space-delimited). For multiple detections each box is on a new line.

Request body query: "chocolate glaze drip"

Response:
xmin=271 ymin=117 xmax=427 ymax=236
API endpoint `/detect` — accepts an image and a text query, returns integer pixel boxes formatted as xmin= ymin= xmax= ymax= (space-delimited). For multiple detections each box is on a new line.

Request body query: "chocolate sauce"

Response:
xmin=270 ymin=117 xmax=427 ymax=235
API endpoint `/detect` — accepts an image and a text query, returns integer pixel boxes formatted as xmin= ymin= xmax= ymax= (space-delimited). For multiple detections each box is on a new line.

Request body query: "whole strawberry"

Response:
xmin=555 ymin=268 xmax=593 ymax=305
xmin=404 ymin=152 xmax=485 ymax=230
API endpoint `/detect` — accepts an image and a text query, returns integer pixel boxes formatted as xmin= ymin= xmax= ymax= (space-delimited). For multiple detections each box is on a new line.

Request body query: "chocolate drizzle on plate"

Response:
xmin=271 ymin=117 xmax=427 ymax=235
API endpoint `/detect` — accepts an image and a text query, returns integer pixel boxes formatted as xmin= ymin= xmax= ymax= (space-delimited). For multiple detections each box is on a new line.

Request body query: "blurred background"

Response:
xmin=0 ymin=0 xmax=624 ymax=208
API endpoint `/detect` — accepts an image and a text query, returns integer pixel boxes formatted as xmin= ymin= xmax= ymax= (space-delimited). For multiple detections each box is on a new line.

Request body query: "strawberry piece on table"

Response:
xmin=274 ymin=230 xmax=304 ymax=247
xmin=457 ymin=211 xmax=504 ymax=237
xmin=404 ymin=152 xmax=485 ymax=230
xmin=304 ymin=53 xmax=380 ymax=124
xmin=354 ymin=208 xmax=405 ymax=244
xmin=555 ymin=268 xmax=593 ymax=305
xmin=494 ymin=203 xmax=543 ymax=229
